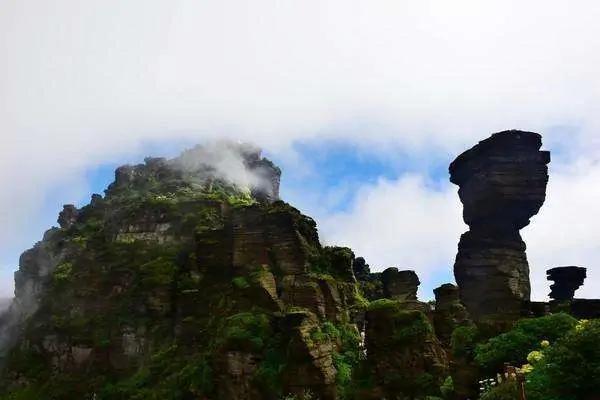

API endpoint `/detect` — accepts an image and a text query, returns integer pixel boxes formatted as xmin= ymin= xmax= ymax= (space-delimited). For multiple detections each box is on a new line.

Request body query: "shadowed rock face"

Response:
xmin=57 ymin=205 xmax=79 ymax=229
xmin=547 ymin=266 xmax=587 ymax=302
xmin=0 ymin=145 xmax=360 ymax=399
xmin=364 ymin=302 xmax=448 ymax=399
xmin=381 ymin=268 xmax=419 ymax=301
xmin=450 ymin=130 xmax=550 ymax=232
xmin=433 ymin=283 xmax=469 ymax=348
xmin=450 ymin=130 xmax=550 ymax=326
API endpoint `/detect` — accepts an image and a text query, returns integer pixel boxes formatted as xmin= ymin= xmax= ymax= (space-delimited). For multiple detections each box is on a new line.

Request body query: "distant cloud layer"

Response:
xmin=2 ymin=1 xmax=600 ymax=300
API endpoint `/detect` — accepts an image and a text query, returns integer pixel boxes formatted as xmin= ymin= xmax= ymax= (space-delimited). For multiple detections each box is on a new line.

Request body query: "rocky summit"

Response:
xmin=1 ymin=132 xmax=599 ymax=400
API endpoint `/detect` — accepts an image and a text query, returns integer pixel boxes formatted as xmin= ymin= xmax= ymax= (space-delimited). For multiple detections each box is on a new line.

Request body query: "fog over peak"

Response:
xmin=3 ymin=1 xmax=600 ymax=300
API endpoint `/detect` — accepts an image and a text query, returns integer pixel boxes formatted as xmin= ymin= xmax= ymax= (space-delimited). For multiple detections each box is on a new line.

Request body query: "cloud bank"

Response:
xmin=2 ymin=1 xmax=600 ymax=299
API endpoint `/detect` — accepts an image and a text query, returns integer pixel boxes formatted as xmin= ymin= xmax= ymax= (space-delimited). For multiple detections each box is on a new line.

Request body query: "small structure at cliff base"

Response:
xmin=449 ymin=130 xmax=550 ymax=328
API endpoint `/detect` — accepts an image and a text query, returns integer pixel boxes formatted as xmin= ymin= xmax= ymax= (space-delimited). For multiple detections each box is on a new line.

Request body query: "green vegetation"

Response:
xmin=10 ymin=148 xmax=600 ymax=400
xmin=232 ymin=276 xmax=250 ymax=289
xmin=451 ymin=324 xmax=480 ymax=358
xmin=471 ymin=317 xmax=600 ymax=400
xmin=52 ymin=262 xmax=73 ymax=282
xmin=220 ymin=312 xmax=271 ymax=350
xmin=474 ymin=313 xmax=576 ymax=375
xmin=526 ymin=319 xmax=600 ymax=399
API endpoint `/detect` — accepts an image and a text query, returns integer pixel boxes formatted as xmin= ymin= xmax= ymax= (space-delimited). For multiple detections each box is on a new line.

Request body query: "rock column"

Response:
xmin=449 ymin=130 xmax=550 ymax=325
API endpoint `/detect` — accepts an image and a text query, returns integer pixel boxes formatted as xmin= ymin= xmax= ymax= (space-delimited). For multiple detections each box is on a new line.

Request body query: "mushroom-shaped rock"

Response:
xmin=449 ymin=130 xmax=550 ymax=231
xmin=547 ymin=266 xmax=587 ymax=302
xmin=450 ymin=130 xmax=550 ymax=328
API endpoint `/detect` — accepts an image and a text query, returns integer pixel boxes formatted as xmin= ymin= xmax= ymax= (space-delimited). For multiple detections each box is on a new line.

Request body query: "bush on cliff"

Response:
xmin=474 ymin=313 xmax=576 ymax=375
xmin=526 ymin=319 xmax=600 ymax=400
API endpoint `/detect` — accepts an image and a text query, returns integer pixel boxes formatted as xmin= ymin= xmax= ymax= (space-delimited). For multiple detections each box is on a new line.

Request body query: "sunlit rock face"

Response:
xmin=450 ymin=130 xmax=550 ymax=328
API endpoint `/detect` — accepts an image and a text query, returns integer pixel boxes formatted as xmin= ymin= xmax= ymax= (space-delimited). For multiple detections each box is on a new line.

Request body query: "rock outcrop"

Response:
xmin=547 ymin=266 xmax=587 ymax=302
xmin=0 ymin=144 xmax=359 ymax=400
xmin=106 ymin=140 xmax=281 ymax=204
xmin=362 ymin=300 xmax=448 ymax=399
xmin=57 ymin=205 xmax=79 ymax=229
xmin=353 ymin=257 xmax=383 ymax=302
xmin=450 ymin=130 xmax=550 ymax=328
xmin=381 ymin=268 xmax=419 ymax=301
xmin=433 ymin=283 xmax=469 ymax=348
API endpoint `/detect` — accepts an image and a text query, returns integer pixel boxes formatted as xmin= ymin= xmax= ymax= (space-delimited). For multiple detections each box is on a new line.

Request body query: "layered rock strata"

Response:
xmin=363 ymin=301 xmax=448 ymax=399
xmin=0 ymin=145 xmax=358 ymax=399
xmin=450 ymin=130 xmax=550 ymax=326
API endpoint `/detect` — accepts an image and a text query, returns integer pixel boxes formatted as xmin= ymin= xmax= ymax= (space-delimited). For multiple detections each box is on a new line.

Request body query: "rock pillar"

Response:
xmin=449 ymin=130 xmax=550 ymax=326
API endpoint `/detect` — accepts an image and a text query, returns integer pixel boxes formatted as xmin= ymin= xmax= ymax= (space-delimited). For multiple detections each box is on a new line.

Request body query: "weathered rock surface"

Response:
xmin=450 ymin=130 xmax=550 ymax=327
xmin=57 ymin=205 xmax=79 ymax=229
xmin=433 ymin=283 xmax=469 ymax=348
xmin=363 ymin=300 xmax=448 ymax=399
xmin=453 ymin=230 xmax=530 ymax=324
xmin=0 ymin=144 xmax=361 ymax=399
xmin=547 ymin=266 xmax=587 ymax=301
xmin=381 ymin=268 xmax=419 ymax=301
xmin=353 ymin=257 xmax=383 ymax=302
xmin=449 ymin=130 xmax=550 ymax=231
xmin=280 ymin=311 xmax=338 ymax=400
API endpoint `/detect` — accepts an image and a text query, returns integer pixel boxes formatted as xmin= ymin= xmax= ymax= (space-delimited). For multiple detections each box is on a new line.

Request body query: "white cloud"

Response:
xmin=317 ymin=174 xmax=465 ymax=299
xmin=524 ymin=157 xmax=600 ymax=300
xmin=3 ymin=1 xmax=600 ymax=300
xmin=315 ymin=156 xmax=600 ymax=301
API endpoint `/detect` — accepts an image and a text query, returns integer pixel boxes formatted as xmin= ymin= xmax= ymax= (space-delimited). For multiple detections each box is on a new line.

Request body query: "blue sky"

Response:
xmin=3 ymin=1 xmax=600 ymax=301
xmin=0 ymin=140 xmax=456 ymax=300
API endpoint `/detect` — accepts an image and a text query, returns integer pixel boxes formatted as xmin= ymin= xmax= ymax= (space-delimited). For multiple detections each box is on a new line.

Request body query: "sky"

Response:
xmin=2 ymin=1 xmax=600 ymax=301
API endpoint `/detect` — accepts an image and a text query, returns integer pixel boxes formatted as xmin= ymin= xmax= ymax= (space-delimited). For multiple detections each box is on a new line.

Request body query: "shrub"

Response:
xmin=526 ymin=319 xmax=600 ymax=399
xmin=474 ymin=313 xmax=576 ymax=374
xmin=451 ymin=324 xmax=480 ymax=359
xmin=53 ymin=262 xmax=73 ymax=282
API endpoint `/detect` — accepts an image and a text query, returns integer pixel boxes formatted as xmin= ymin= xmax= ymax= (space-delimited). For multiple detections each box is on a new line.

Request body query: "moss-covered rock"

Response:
xmin=0 ymin=144 xmax=367 ymax=400
xmin=362 ymin=299 xmax=448 ymax=399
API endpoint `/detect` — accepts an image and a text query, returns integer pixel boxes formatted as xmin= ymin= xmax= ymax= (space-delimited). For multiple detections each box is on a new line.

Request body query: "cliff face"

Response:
xmin=0 ymin=143 xmax=361 ymax=399
xmin=450 ymin=130 xmax=550 ymax=329
xmin=4 ymin=131 xmax=589 ymax=399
